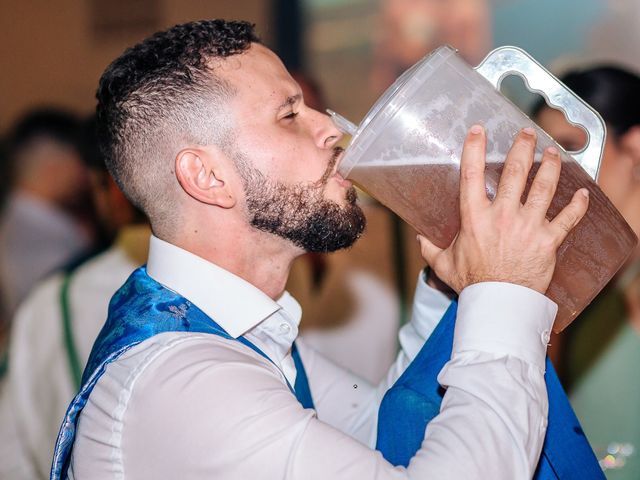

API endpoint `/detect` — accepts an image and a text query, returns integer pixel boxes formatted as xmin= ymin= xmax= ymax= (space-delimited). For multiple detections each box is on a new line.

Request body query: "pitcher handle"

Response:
xmin=475 ymin=46 xmax=606 ymax=180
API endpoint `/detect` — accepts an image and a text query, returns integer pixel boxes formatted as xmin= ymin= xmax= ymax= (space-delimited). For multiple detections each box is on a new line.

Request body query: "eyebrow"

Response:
xmin=276 ymin=94 xmax=302 ymax=112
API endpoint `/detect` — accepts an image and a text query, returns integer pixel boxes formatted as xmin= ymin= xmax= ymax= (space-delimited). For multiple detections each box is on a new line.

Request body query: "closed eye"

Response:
xmin=276 ymin=94 xmax=302 ymax=120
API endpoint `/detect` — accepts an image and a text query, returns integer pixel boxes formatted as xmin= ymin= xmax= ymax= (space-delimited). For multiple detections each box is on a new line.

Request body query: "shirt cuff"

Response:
xmin=453 ymin=282 xmax=557 ymax=370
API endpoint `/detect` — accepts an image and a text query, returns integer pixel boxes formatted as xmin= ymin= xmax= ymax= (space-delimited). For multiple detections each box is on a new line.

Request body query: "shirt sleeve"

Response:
xmin=300 ymin=279 xmax=556 ymax=478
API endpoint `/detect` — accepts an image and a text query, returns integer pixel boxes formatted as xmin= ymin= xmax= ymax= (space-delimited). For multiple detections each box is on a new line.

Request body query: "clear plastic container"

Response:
xmin=334 ymin=46 xmax=637 ymax=332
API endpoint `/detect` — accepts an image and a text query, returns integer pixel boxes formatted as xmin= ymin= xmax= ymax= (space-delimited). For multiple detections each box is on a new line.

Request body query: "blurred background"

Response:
xmin=1 ymin=0 xmax=640 ymax=478
xmin=2 ymin=0 xmax=640 ymax=132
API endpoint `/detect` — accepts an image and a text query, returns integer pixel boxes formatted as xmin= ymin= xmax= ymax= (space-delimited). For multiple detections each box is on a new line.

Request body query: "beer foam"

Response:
xmin=355 ymin=155 xmax=456 ymax=168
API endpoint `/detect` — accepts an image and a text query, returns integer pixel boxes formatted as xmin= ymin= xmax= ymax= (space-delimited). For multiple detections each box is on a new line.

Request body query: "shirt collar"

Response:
xmin=146 ymin=235 xmax=299 ymax=338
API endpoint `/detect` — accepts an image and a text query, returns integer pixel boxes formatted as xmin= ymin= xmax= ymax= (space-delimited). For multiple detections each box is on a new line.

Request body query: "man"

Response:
xmin=0 ymin=109 xmax=94 ymax=316
xmin=52 ymin=20 xmax=588 ymax=479
xmin=0 ymin=119 xmax=149 ymax=479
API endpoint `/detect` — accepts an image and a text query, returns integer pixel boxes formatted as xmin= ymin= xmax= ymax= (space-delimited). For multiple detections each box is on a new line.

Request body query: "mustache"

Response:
xmin=316 ymin=146 xmax=345 ymax=186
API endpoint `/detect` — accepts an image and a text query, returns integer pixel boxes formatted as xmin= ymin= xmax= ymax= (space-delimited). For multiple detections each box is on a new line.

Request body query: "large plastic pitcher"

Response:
xmin=332 ymin=45 xmax=637 ymax=332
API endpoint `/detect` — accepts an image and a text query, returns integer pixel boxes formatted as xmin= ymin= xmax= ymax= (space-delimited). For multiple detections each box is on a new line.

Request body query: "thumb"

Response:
xmin=417 ymin=234 xmax=442 ymax=267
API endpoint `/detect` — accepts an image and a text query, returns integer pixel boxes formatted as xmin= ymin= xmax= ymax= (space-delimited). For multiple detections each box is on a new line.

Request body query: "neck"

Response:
xmin=167 ymin=215 xmax=301 ymax=300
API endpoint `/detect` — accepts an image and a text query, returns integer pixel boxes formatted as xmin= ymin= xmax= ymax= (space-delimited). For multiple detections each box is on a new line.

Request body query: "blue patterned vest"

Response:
xmin=50 ymin=267 xmax=313 ymax=479
xmin=376 ymin=301 xmax=605 ymax=479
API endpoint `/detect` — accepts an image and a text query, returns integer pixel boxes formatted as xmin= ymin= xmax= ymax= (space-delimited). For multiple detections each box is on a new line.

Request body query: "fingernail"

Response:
xmin=581 ymin=188 xmax=589 ymax=198
xmin=470 ymin=124 xmax=483 ymax=135
xmin=416 ymin=235 xmax=422 ymax=242
xmin=546 ymin=146 xmax=559 ymax=156
xmin=522 ymin=127 xmax=536 ymax=136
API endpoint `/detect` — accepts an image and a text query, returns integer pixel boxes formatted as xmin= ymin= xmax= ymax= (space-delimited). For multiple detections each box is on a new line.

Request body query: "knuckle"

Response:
xmin=498 ymin=182 xmax=516 ymax=199
xmin=524 ymin=196 xmax=544 ymax=211
xmin=461 ymin=166 xmax=481 ymax=182
xmin=565 ymin=204 xmax=581 ymax=223
xmin=530 ymin=178 xmax=554 ymax=197
xmin=557 ymin=216 xmax=575 ymax=234
xmin=462 ymin=141 xmax=482 ymax=156
xmin=541 ymin=234 xmax=558 ymax=252
xmin=494 ymin=206 xmax=513 ymax=229
xmin=503 ymin=160 xmax=525 ymax=178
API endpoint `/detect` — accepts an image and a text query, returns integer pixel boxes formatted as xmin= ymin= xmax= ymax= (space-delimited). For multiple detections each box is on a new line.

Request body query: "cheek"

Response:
xmin=241 ymin=139 xmax=325 ymax=183
xmin=597 ymin=164 xmax=621 ymax=202
xmin=247 ymin=144 xmax=307 ymax=181
xmin=45 ymin=160 xmax=87 ymax=191
xmin=597 ymin=143 xmax=633 ymax=206
xmin=65 ymin=165 xmax=89 ymax=191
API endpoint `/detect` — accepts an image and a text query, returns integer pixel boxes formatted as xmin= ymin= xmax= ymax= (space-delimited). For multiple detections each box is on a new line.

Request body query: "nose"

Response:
xmin=309 ymin=108 xmax=343 ymax=149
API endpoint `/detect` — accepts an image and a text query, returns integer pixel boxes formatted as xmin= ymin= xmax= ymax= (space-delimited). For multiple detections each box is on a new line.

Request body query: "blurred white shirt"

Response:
xmin=70 ymin=235 xmax=556 ymax=479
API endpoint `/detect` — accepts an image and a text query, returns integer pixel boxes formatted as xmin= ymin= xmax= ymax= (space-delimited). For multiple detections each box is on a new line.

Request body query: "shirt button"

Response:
xmin=541 ymin=329 xmax=551 ymax=346
xmin=280 ymin=323 xmax=291 ymax=334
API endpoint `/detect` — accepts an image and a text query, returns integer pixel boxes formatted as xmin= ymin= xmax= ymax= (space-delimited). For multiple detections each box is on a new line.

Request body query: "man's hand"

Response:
xmin=418 ymin=125 xmax=589 ymax=295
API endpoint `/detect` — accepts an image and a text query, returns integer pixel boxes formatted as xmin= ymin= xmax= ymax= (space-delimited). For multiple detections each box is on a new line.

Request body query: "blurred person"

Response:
xmin=51 ymin=20 xmax=589 ymax=479
xmin=0 ymin=118 xmax=149 ymax=479
xmin=287 ymin=72 xmax=409 ymax=383
xmin=0 ymin=109 xmax=95 ymax=317
xmin=535 ymin=66 xmax=640 ymax=477
xmin=371 ymin=0 xmax=491 ymax=93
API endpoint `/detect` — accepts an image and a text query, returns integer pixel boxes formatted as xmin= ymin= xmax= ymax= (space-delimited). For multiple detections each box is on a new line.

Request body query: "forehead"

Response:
xmin=217 ymin=44 xmax=298 ymax=109
xmin=538 ymin=107 xmax=587 ymax=137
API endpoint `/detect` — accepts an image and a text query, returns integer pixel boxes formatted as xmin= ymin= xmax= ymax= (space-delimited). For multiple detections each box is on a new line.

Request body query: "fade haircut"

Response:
xmin=96 ymin=20 xmax=260 ymax=235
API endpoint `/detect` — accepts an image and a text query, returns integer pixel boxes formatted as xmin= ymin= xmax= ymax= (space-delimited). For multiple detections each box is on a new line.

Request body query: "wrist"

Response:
xmin=424 ymin=267 xmax=457 ymax=300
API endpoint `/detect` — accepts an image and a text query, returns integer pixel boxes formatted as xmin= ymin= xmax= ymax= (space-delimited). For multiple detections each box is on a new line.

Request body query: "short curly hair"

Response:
xmin=96 ymin=20 xmax=260 ymax=235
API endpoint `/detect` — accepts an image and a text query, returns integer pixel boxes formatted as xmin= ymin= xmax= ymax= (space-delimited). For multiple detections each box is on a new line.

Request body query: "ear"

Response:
xmin=174 ymin=147 xmax=236 ymax=208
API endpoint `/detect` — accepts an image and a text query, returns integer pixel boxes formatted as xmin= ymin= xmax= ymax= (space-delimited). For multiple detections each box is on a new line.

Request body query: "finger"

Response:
xmin=417 ymin=234 xmax=443 ymax=267
xmin=459 ymin=124 xmax=489 ymax=222
xmin=495 ymin=128 xmax=537 ymax=207
xmin=549 ymin=188 xmax=590 ymax=245
xmin=523 ymin=146 xmax=561 ymax=217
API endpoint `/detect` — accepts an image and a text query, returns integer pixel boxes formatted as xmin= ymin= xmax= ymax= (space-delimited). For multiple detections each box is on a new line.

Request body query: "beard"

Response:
xmin=234 ymin=148 xmax=366 ymax=253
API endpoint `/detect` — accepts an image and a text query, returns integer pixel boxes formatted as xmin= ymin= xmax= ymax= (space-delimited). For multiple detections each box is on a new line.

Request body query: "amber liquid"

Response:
xmin=350 ymin=160 xmax=637 ymax=331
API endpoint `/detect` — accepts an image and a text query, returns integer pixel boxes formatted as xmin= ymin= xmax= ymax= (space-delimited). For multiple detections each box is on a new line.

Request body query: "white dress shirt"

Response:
xmin=71 ymin=235 xmax=556 ymax=479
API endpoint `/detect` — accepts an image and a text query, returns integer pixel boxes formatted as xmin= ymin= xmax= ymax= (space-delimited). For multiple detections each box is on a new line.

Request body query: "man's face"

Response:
xmin=219 ymin=44 xmax=366 ymax=252
xmin=19 ymin=138 xmax=90 ymax=210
